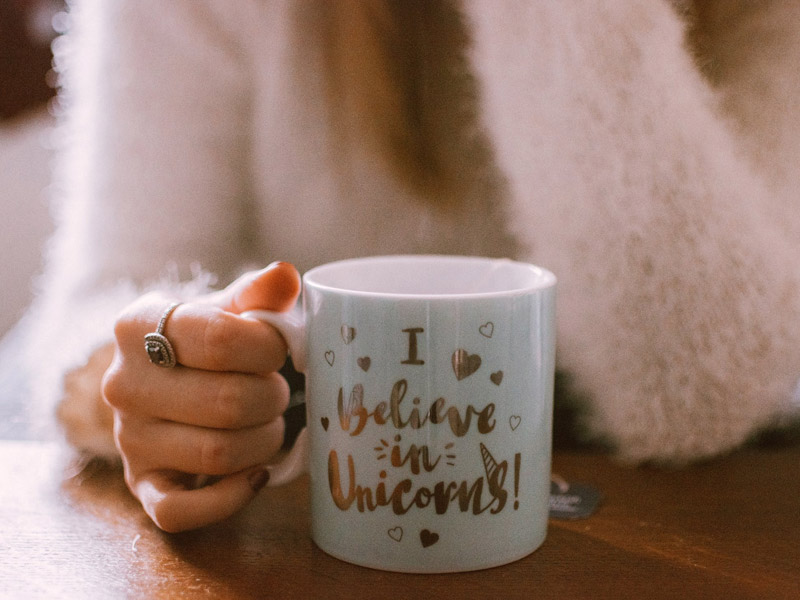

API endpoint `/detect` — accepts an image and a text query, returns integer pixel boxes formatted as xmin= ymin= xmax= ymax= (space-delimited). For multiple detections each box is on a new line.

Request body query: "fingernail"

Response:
xmin=248 ymin=468 xmax=270 ymax=492
xmin=265 ymin=261 xmax=291 ymax=272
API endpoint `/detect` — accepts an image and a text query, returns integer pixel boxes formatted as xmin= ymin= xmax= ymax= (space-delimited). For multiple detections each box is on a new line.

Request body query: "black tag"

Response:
xmin=549 ymin=477 xmax=602 ymax=520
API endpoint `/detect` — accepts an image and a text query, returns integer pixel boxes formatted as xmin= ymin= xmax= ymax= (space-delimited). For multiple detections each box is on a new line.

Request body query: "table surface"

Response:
xmin=2 ymin=435 xmax=799 ymax=600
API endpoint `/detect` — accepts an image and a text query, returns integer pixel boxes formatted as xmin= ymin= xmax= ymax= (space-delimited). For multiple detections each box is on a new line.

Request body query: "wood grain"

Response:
xmin=1 ymin=440 xmax=798 ymax=599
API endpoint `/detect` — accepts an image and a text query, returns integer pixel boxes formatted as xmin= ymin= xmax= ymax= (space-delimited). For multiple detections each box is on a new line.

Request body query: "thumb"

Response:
xmin=217 ymin=261 xmax=301 ymax=314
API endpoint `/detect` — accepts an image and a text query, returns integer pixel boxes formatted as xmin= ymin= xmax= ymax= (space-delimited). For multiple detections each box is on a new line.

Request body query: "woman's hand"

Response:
xmin=102 ymin=262 xmax=301 ymax=532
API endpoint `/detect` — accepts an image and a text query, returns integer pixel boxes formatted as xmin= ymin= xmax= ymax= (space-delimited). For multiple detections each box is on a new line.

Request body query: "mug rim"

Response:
xmin=303 ymin=254 xmax=556 ymax=300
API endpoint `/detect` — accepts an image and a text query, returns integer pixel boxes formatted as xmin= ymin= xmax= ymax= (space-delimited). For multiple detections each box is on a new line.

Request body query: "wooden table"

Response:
xmin=2 ymin=437 xmax=798 ymax=599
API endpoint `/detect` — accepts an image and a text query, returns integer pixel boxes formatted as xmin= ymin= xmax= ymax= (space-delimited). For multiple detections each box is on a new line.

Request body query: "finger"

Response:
xmin=116 ymin=417 xmax=285 ymax=476
xmin=134 ymin=466 xmax=271 ymax=532
xmin=103 ymin=364 xmax=289 ymax=429
xmin=117 ymin=299 xmax=288 ymax=375
xmin=210 ymin=261 xmax=301 ymax=314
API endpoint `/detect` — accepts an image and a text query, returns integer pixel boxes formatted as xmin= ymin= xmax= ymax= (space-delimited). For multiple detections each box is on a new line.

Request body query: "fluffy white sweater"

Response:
xmin=24 ymin=0 xmax=800 ymax=463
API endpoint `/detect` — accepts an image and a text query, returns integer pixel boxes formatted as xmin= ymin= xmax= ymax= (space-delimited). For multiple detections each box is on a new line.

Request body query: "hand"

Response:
xmin=102 ymin=262 xmax=301 ymax=532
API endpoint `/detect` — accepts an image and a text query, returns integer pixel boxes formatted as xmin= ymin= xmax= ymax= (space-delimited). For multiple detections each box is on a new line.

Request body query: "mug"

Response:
xmin=244 ymin=255 xmax=556 ymax=573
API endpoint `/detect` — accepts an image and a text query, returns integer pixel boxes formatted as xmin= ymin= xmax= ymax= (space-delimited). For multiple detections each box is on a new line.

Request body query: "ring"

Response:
xmin=144 ymin=302 xmax=181 ymax=368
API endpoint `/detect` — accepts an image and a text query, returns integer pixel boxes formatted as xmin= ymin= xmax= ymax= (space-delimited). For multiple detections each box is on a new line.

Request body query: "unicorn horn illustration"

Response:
xmin=479 ymin=443 xmax=507 ymax=488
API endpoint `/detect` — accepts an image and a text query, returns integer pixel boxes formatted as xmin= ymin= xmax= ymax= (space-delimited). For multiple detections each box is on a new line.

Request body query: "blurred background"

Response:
xmin=1 ymin=0 xmax=66 ymax=338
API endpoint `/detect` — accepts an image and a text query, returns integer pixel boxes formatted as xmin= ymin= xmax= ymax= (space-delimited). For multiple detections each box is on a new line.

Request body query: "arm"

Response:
xmin=27 ymin=0 xmax=257 ymax=457
xmin=464 ymin=0 xmax=800 ymax=462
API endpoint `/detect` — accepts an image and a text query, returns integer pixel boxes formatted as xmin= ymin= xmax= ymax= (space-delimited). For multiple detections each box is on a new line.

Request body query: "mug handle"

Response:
xmin=242 ymin=308 xmax=309 ymax=486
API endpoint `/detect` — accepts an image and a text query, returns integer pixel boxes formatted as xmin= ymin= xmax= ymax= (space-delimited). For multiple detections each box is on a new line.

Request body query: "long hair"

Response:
xmin=320 ymin=0 xmax=489 ymax=207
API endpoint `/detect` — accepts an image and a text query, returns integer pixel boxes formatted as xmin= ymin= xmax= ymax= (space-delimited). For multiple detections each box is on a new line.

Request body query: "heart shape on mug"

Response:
xmin=357 ymin=356 xmax=371 ymax=372
xmin=388 ymin=527 xmax=403 ymax=542
xmin=420 ymin=529 xmax=439 ymax=548
xmin=490 ymin=370 xmax=504 ymax=386
xmin=479 ymin=322 xmax=494 ymax=338
xmin=320 ymin=417 xmax=329 ymax=431
xmin=324 ymin=350 xmax=335 ymax=366
xmin=509 ymin=415 xmax=522 ymax=431
xmin=452 ymin=349 xmax=481 ymax=381
xmin=341 ymin=326 xmax=356 ymax=345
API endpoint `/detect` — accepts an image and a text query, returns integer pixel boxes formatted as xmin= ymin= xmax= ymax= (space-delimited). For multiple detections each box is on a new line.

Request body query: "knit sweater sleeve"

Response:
xmin=23 ymin=0 xmax=259 ymax=457
xmin=465 ymin=1 xmax=800 ymax=462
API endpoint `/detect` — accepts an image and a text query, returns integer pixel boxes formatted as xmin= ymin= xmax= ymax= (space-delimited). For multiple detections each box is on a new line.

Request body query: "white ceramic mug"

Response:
xmin=244 ymin=255 xmax=556 ymax=573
